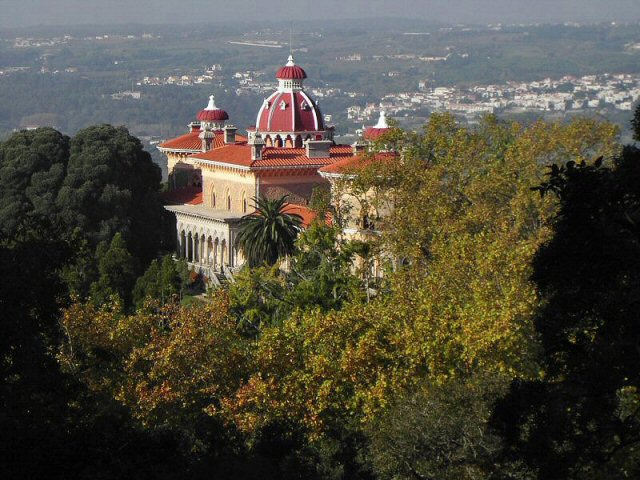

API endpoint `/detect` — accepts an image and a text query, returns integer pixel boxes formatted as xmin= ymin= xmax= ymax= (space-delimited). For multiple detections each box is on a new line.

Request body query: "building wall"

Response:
xmin=201 ymin=165 xmax=257 ymax=215
xmin=173 ymin=211 xmax=240 ymax=268
xmin=167 ymin=152 xmax=202 ymax=189
xmin=258 ymin=171 xmax=328 ymax=205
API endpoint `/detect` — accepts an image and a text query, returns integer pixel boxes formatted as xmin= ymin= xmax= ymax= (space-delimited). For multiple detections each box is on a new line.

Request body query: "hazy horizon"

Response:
xmin=2 ymin=0 xmax=640 ymax=29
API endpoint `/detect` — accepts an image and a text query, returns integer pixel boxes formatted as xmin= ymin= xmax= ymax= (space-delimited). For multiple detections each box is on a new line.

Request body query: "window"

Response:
xmin=211 ymin=188 xmax=216 ymax=207
xmin=242 ymin=192 xmax=247 ymax=213
xmin=280 ymin=100 xmax=287 ymax=110
xmin=362 ymin=214 xmax=376 ymax=231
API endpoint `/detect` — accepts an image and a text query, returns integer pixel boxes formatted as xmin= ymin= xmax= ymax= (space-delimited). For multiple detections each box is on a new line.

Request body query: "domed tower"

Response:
xmin=363 ymin=111 xmax=391 ymax=141
xmin=197 ymin=95 xmax=229 ymax=131
xmin=253 ymin=55 xmax=333 ymax=148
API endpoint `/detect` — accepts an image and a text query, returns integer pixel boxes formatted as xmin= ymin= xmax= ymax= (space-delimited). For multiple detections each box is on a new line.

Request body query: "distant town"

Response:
xmin=2 ymin=20 xmax=639 ymax=142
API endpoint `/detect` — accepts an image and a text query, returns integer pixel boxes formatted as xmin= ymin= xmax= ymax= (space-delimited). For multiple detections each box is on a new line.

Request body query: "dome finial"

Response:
xmin=206 ymin=95 xmax=217 ymax=110
xmin=374 ymin=111 xmax=389 ymax=129
xmin=286 ymin=54 xmax=295 ymax=67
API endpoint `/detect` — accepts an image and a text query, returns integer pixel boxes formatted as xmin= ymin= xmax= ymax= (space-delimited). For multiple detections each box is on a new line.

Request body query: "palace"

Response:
xmin=159 ymin=55 xmax=392 ymax=283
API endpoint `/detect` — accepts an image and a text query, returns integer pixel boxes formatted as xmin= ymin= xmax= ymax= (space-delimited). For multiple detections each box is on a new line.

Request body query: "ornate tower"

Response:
xmin=254 ymin=55 xmax=333 ymax=148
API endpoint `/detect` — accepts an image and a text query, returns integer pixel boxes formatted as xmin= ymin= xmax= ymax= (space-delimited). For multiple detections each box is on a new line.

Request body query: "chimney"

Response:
xmin=352 ymin=140 xmax=367 ymax=156
xmin=223 ymin=124 xmax=237 ymax=144
xmin=199 ymin=128 xmax=215 ymax=152
xmin=305 ymin=139 xmax=333 ymax=159
xmin=250 ymin=135 xmax=265 ymax=160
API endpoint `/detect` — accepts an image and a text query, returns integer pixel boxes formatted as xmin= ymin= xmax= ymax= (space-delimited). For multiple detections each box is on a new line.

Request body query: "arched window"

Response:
xmin=226 ymin=189 xmax=231 ymax=210
xmin=210 ymin=187 xmax=216 ymax=207
xmin=242 ymin=192 xmax=248 ymax=213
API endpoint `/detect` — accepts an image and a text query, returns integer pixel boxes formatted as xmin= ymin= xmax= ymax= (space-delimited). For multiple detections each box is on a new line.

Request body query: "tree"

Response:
xmin=367 ymin=375 xmax=513 ymax=480
xmin=0 ymin=125 xmax=171 ymax=300
xmin=235 ymin=195 xmax=302 ymax=268
xmin=59 ymin=293 xmax=251 ymax=457
xmin=57 ymin=124 xmax=167 ymax=267
xmin=132 ymin=254 xmax=189 ymax=309
xmin=90 ymin=232 xmax=137 ymax=307
xmin=222 ymin=115 xmax=620 ymax=477
xmin=494 ymin=147 xmax=640 ymax=479
xmin=229 ymin=222 xmax=362 ymax=335
xmin=0 ymin=127 xmax=69 ymax=237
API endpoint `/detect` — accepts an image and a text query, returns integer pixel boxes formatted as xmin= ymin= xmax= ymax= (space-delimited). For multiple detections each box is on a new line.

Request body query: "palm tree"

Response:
xmin=235 ymin=195 xmax=303 ymax=268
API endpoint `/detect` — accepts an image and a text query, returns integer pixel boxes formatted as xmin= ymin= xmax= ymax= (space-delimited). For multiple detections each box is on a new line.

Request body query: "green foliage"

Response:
xmin=495 ymin=146 xmax=640 ymax=479
xmin=367 ymin=375 xmax=516 ymax=480
xmin=58 ymin=124 xmax=166 ymax=265
xmin=90 ymin=232 xmax=137 ymax=307
xmin=230 ymin=222 xmax=362 ymax=335
xmin=0 ymin=127 xmax=69 ymax=237
xmin=59 ymin=227 xmax=99 ymax=297
xmin=235 ymin=195 xmax=303 ymax=268
xmin=309 ymin=184 xmax=332 ymax=218
xmin=222 ymin=114 xmax=620 ymax=479
xmin=132 ymin=254 xmax=189 ymax=309
xmin=0 ymin=125 xmax=169 ymax=299
xmin=0 ymin=222 xmax=190 ymax=480
xmin=2 ymin=111 xmax=631 ymax=478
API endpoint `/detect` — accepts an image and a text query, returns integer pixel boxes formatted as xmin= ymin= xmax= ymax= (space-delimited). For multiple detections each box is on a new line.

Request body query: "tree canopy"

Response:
xmin=495 ymin=144 xmax=640 ymax=479
xmin=4 ymin=112 xmax=639 ymax=479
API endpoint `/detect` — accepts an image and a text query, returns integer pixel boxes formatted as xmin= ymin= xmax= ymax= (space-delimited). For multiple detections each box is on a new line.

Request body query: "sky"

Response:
xmin=1 ymin=0 xmax=640 ymax=28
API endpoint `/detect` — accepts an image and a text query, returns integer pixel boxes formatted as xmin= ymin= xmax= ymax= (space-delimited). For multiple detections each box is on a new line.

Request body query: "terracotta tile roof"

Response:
xmin=257 ymin=145 xmax=353 ymax=168
xmin=158 ymin=130 xmax=247 ymax=152
xmin=318 ymin=152 xmax=398 ymax=175
xmin=192 ymin=143 xmax=253 ymax=167
xmin=161 ymin=186 xmax=203 ymax=205
xmin=191 ymin=144 xmax=356 ymax=170
xmin=282 ymin=203 xmax=316 ymax=228
xmin=364 ymin=126 xmax=392 ymax=140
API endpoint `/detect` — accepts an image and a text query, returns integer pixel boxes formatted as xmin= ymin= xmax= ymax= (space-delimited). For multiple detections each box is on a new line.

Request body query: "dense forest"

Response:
xmin=1 ymin=107 xmax=640 ymax=479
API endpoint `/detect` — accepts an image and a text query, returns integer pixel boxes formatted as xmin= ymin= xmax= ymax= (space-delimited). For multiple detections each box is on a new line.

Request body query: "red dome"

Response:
xmin=363 ymin=127 xmax=390 ymax=141
xmin=363 ymin=112 xmax=391 ymax=140
xmin=256 ymin=91 xmax=323 ymax=133
xmin=275 ymin=54 xmax=308 ymax=80
xmin=197 ymin=109 xmax=229 ymax=121
xmin=276 ymin=65 xmax=307 ymax=80
xmin=197 ymin=95 xmax=229 ymax=122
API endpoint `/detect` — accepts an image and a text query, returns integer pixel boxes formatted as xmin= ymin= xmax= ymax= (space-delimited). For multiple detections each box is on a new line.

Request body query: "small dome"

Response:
xmin=197 ymin=95 xmax=229 ymax=122
xmin=276 ymin=55 xmax=307 ymax=80
xmin=364 ymin=111 xmax=391 ymax=140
